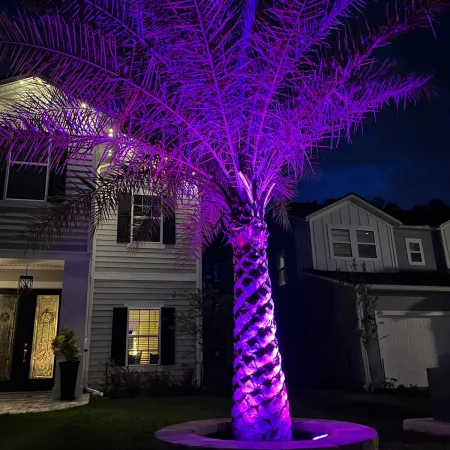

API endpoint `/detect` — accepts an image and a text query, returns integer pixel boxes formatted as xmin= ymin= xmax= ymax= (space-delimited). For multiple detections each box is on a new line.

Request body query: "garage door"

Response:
xmin=377 ymin=314 xmax=450 ymax=387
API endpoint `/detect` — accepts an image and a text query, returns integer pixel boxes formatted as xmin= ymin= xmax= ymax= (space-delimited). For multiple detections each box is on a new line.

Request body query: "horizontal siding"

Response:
xmin=88 ymin=279 xmax=197 ymax=387
xmin=0 ymin=159 xmax=91 ymax=252
xmin=94 ymin=208 xmax=196 ymax=275
xmin=311 ymin=201 xmax=396 ymax=272
xmin=0 ymin=78 xmax=91 ymax=253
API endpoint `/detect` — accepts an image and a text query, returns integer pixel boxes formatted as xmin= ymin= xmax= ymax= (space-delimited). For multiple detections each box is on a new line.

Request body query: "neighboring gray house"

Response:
xmin=0 ymin=77 xmax=92 ymax=399
xmin=269 ymin=193 xmax=450 ymax=391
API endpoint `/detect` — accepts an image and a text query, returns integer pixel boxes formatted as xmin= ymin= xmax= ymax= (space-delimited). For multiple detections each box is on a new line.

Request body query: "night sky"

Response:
xmin=297 ymin=12 xmax=450 ymax=208
xmin=1 ymin=2 xmax=449 ymax=208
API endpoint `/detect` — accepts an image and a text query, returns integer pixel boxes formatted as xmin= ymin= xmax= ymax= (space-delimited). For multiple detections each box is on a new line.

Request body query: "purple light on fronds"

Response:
xmin=0 ymin=0 xmax=446 ymax=441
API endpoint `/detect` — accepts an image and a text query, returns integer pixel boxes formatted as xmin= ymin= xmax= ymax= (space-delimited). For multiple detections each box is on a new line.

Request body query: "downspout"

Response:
xmin=195 ymin=256 xmax=203 ymax=387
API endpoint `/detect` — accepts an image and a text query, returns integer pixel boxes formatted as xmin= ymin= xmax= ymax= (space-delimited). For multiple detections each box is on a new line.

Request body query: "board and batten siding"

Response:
xmin=440 ymin=223 xmax=450 ymax=270
xmin=88 ymin=206 xmax=200 ymax=387
xmin=309 ymin=201 xmax=397 ymax=272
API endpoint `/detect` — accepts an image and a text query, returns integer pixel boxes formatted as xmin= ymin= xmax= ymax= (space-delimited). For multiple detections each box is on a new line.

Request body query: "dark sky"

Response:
xmin=297 ymin=12 xmax=450 ymax=208
xmin=1 ymin=2 xmax=449 ymax=208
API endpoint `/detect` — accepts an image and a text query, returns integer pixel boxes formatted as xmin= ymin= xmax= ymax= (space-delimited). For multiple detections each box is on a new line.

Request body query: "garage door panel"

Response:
xmin=394 ymin=334 xmax=413 ymax=353
xmin=412 ymin=334 xmax=433 ymax=352
xmin=401 ymin=371 xmax=417 ymax=386
xmin=380 ymin=318 xmax=393 ymax=334
xmin=378 ymin=314 xmax=450 ymax=388
xmin=416 ymin=352 xmax=432 ymax=370
xmin=394 ymin=319 xmax=411 ymax=334
xmin=417 ymin=370 xmax=429 ymax=387
xmin=397 ymin=352 xmax=415 ymax=370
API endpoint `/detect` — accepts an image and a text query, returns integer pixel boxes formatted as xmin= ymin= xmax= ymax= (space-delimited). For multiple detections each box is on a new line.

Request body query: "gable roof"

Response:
xmin=440 ymin=219 xmax=450 ymax=229
xmin=305 ymin=193 xmax=403 ymax=226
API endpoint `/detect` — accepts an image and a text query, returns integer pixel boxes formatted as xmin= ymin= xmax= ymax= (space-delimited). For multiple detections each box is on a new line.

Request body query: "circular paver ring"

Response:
xmin=155 ymin=418 xmax=379 ymax=449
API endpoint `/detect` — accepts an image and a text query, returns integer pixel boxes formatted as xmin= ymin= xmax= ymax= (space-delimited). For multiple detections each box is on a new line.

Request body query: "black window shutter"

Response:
xmin=163 ymin=214 xmax=176 ymax=244
xmin=160 ymin=307 xmax=176 ymax=365
xmin=111 ymin=307 xmax=128 ymax=366
xmin=0 ymin=148 xmax=7 ymax=200
xmin=117 ymin=193 xmax=132 ymax=243
xmin=47 ymin=150 xmax=68 ymax=203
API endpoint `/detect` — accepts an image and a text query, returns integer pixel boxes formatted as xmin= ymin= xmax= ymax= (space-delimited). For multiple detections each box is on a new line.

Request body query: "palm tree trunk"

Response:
xmin=230 ymin=215 xmax=292 ymax=441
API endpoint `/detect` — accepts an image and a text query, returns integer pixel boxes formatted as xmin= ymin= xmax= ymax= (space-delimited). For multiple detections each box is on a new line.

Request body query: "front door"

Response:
xmin=0 ymin=290 xmax=61 ymax=391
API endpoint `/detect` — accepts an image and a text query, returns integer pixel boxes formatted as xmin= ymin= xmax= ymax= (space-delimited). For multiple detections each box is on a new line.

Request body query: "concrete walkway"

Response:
xmin=0 ymin=392 xmax=89 ymax=415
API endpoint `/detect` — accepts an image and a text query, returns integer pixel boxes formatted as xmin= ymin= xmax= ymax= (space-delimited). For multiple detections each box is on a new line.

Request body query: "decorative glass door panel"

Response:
xmin=0 ymin=295 xmax=19 ymax=381
xmin=29 ymin=295 xmax=60 ymax=379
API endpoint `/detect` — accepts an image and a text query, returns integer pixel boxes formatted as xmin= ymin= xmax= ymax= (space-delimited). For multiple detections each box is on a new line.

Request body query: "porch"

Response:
xmin=0 ymin=256 xmax=91 ymax=400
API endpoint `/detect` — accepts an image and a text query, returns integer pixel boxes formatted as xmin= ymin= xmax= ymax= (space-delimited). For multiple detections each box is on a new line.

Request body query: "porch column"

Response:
xmin=52 ymin=256 xmax=90 ymax=400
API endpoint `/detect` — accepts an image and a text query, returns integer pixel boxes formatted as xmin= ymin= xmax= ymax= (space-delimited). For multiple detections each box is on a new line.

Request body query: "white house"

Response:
xmin=0 ymin=76 xmax=200 ymax=398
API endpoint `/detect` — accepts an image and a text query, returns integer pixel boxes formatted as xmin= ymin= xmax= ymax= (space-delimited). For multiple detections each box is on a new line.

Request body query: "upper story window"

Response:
xmin=128 ymin=309 xmax=160 ymax=365
xmin=330 ymin=228 xmax=378 ymax=260
xmin=356 ymin=230 xmax=377 ymax=259
xmin=405 ymin=238 xmax=425 ymax=266
xmin=277 ymin=252 xmax=286 ymax=286
xmin=132 ymin=195 xmax=162 ymax=243
xmin=116 ymin=193 xmax=176 ymax=245
xmin=331 ymin=229 xmax=352 ymax=257
xmin=4 ymin=149 xmax=50 ymax=201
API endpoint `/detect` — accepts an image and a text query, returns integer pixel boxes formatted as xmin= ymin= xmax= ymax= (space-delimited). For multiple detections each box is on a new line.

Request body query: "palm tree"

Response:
xmin=0 ymin=0 xmax=445 ymax=441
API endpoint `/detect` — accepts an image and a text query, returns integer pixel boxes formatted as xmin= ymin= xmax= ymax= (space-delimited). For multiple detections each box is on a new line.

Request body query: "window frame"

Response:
xmin=355 ymin=229 xmax=378 ymax=260
xmin=330 ymin=228 xmax=353 ymax=258
xmin=3 ymin=148 xmax=51 ymax=202
xmin=277 ymin=251 xmax=286 ymax=286
xmin=127 ymin=307 xmax=161 ymax=367
xmin=405 ymin=238 xmax=426 ymax=266
xmin=328 ymin=226 xmax=380 ymax=261
xmin=129 ymin=193 xmax=164 ymax=246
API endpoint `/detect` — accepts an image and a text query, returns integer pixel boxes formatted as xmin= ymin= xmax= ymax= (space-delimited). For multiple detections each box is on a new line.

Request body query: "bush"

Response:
xmin=102 ymin=362 xmax=200 ymax=398
xmin=103 ymin=365 xmax=146 ymax=399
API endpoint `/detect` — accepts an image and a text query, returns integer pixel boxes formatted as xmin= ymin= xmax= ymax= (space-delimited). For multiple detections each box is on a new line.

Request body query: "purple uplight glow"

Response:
xmin=0 ymin=0 xmax=445 ymax=442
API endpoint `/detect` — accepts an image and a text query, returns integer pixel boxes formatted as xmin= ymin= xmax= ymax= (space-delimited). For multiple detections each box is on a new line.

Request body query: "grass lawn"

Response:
xmin=1 ymin=392 xmax=450 ymax=450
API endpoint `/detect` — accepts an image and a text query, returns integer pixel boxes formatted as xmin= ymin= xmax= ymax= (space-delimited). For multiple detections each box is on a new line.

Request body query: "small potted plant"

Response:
xmin=52 ymin=328 xmax=81 ymax=401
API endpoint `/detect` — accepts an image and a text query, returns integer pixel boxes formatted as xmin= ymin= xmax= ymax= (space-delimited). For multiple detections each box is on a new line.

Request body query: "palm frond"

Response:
xmin=0 ymin=0 xmax=447 ymax=253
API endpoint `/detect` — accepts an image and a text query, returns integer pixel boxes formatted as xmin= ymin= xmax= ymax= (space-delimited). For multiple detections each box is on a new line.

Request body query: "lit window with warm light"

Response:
xmin=128 ymin=309 xmax=160 ymax=365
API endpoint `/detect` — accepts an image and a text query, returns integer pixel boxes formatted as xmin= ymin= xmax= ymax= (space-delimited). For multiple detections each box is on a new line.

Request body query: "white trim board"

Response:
xmin=377 ymin=310 xmax=450 ymax=317
xmin=304 ymin=271 xmax=450 ymax=292
xmin=94 ymin=272 xmax=198 ymax=282
xmin=0 ymin=281 xmax=63 ymax=289
xmin=371 ymin=284 xmax=450 ymax=292
xmin=405 ymin=238 xmax=426 ymax=266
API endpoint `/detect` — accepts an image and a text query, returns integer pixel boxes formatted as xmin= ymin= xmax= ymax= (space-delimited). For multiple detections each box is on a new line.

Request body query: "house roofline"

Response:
xmin=303 ymin=271 xmax=450 ymax=292
xmin=370 ymin=284 xmax=450 ymax=292
xmin=305 ymin=193 xmax=403 ymax=226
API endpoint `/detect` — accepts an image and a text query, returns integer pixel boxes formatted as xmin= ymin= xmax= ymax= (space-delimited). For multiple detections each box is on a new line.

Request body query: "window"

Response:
xmin=4 ymin=148 xmax=50 ymax=200
xmin=331 ymin=229 xmax=352 ymax=257
xmin=406 ymin=238 xmax=425 ymax=265
xmin=277 ymin=252 xmax=286 ymax=286
xmin=128 ymin=309 xmax=160 ymax=365
xmin=356 ymin=230 xmax=377 ymax=259
xmin=330 ymin=228 xmax=378 ymax=259
xmin=131 ymin=194 xmax=162 ymax=243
